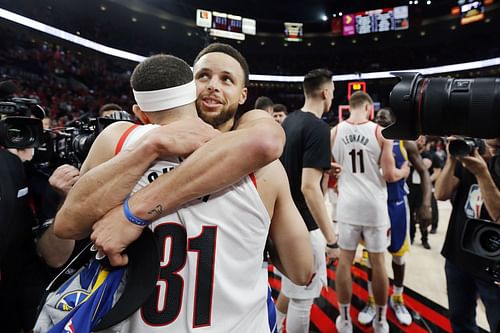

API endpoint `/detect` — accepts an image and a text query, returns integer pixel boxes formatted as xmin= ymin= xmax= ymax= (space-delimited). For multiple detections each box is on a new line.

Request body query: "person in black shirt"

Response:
xmin=277 ymin=68 xmax=338 ymax=333
xmin=0 ymin=148 xmax=46 ymax=333
xmin=435 ymin=138 xmax=500 ymax=333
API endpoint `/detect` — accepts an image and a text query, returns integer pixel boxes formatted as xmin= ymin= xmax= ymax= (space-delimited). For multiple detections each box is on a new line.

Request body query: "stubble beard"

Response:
xmin=196 ymin=100 xmax=238 ymax=129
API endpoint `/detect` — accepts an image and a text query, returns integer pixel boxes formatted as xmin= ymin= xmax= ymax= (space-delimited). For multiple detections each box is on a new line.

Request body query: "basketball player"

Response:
xmin=331 ymin=92 xmax=409 ymax=333
xmin=55 ymin=51 xmax=314 ymax=332
xmin=277 ymin=68 xmax=339 ymax=333
xmin=357 ymin=108 xmax=431 ymax=326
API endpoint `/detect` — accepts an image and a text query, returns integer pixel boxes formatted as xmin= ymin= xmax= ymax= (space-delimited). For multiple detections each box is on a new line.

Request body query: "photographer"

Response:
xmin=0 ymin=146 xmax=46 ymax=333
xmin=435 ymin=137 xmax=500 ymax=333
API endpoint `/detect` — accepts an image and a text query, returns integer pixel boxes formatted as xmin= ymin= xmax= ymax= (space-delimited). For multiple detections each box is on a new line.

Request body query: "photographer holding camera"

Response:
xmin=435 ymin=137 xmax=500 ymax=333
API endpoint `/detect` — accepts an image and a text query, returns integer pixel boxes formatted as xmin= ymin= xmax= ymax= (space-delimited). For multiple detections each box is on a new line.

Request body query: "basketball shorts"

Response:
xmin=338 ymin=222 xmax=390 ymax=253
xmin=387 ymin=197 xmax=411 ymax=256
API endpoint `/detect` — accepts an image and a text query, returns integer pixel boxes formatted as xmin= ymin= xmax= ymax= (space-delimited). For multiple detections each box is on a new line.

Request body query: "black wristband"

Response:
xmin=326 ymin=242 xmax=339 ymax=249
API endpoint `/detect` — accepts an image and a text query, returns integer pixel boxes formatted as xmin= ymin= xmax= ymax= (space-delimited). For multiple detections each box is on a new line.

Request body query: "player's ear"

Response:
xmin=239 ymin=87 xmax=248 ymax=105
xmin=132 ymin=104 xmax=151 ymax=124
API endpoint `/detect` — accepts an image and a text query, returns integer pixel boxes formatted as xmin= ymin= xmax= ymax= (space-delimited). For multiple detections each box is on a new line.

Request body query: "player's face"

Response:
xmin=194 ymin=52 xmax=248 ymax=131
xmin=324 ymin=81 xmax=335 ymax=113
xmin=375 ymin=110 xmax=392 ymax=127
xmin=273 ymin=111 xmax=287 ymax=124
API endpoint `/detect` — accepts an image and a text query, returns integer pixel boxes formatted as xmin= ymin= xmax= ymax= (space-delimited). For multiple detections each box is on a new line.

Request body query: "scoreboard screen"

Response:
xmin=197 ymin=9 xmax=255 ymax=40
xmin=343 ymin=5 xmax=409 ymax=36
xmin=459 ymin=0 xmax=485 ymax=25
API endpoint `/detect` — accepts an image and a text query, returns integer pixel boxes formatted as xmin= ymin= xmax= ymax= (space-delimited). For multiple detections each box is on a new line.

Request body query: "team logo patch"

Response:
xmin=63 ymin=319 xmax=75 ymax=333
xmin=56 ymin=289 xmax=90 ymax=311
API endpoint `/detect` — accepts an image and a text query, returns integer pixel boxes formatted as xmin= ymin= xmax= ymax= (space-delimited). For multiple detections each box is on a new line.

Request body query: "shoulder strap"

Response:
xmin=114 ymin=124 xmax=140 ymax=155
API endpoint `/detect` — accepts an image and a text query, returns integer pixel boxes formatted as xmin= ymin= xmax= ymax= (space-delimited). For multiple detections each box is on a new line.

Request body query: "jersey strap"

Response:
xmin=115 ymin=124 xmax=140 ymax=155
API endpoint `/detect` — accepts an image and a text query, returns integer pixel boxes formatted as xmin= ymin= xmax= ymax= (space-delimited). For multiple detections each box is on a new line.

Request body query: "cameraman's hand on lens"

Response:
xmin=90 ymin=204 xmax=144 ymax=267
xmin=457 ymin=148 xmax=488 ymax=176
xmin=49 ymin=164 xmax=80 ymax=196
xmin=143 ymin=118 xmax=221 ymax=158
xmin=445 ymin=136 xmax=458 ymax=160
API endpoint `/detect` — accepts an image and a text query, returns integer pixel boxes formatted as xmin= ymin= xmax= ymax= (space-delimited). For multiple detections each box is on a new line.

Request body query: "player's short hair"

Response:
xmin=98 ymin=103 xmax=122 ymax=116
xmin=303 ymin=68 xmax=333 ymax=97
xmin=273 ymin=104 xmax=288 ymax=114
xmin=254 ymin=96 xmax=274 ymax=110
xmin=349 ymin=91 xmax=373 ymax=109
xmin=194 ymin=43 xmax=250 ymax=87
xmin=131 ymin=54 xmax=193 ymax=91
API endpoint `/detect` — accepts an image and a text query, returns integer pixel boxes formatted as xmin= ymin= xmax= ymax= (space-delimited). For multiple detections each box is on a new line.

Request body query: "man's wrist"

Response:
xmin=326 ymin=242 xmax=339 ymax=249
xmin=123 ymin=197 xmax=149 ymax=227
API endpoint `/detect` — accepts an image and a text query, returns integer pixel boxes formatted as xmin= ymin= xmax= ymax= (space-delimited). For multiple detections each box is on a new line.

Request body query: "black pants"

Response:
xmin=408 ymin=185 xmax=429 ymax=242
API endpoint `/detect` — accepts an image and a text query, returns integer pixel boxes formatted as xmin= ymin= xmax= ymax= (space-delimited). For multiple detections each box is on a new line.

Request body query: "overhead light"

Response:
xmin=187 ymin=31 xmax=192 ymax=36
xmin=339 ymin=12 xmax=343 ymax=16
xmin=409 ymin=0 xmax=413 ymax=4
xmin=161 ymin=24 xmax=166 ymax=30
xmin=331 ymin=41 xmax=336 ymax=46
xmin=352 ymin=39 xmax=357 ymax=44
xmin=321 ymin=14 xmax=328 ymax=21
xmin=100 ymin=5 xmax=107 ymax=11
xmin=414 ymin=0 xmax=419 ymax=4
xmin=420 ymin=31 xmax=426 ymax=36
xmin=131 ymin=17 xmax=137 ymax=22
xmin=396 ymin=34 xmax=402 ymax=39
xmin=332 ymin=14 xmax=337 ymax=17
xmin=307 ymin=42 xmax=312 ymax=46
xmin=451 ymin=25 xmax=456 ymax=30
xmin=260 ymin=41 xmax=265 ymax=46
xmin=485 ymin=18 xmax=491 ymax=23
xmin=427 ymin=0 xmax=431 ymax=4
xmin=284 ymin=43 xmax=288 ymax=47
xmin=374 ymin=36 xmax=379 ymax=41
xmin=76 ymin=31 xmax=80 ymax=35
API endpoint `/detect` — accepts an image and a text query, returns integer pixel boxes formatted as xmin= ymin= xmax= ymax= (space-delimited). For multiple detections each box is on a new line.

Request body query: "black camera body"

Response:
xmin=0 ymin=98 xmax=44 ymax=149
xmin=448 ymin=137 xmax=486 ymax=157
xmin=462 ymin=218 xmax=500 ymax=283
xmin=36 ymin=117 xmax=133 ymax=169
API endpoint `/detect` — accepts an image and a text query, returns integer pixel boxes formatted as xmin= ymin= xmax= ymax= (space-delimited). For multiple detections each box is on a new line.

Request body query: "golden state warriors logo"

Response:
xmin=56 ymin=289 xmax=90 ymax=311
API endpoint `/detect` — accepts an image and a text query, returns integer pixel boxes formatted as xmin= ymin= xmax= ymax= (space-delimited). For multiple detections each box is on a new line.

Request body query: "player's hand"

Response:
xmin=90 ymin=204 xmax=144 ymax=267
xmin=141 ymin=118 xmax=221 ymax=158
xmin=457 ymin=148 xmax=488 ymax=176
xmin=49 ymin=164 xmax=80 ymax=196
xmin=325 ymin=246 xmax=339 ymax=265
xmin=400 ymin=161 xmax=411 ymax=179
xmin=330 ymin=162 xmax=342 ymax=177
xmin=416 ymin=204 xmax=432 ymax=228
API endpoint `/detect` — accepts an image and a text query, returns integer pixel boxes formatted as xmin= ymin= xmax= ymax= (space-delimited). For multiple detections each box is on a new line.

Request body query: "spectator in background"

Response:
xmin=408 ymin=135 xmax=443 ymax=248
xmin=272 ymin=103 xmax=288 ymax=125
xmin=254 ymin=96 xmax=274 ymax=114
xmin=99 ymin=103 xmax=123 ymax=118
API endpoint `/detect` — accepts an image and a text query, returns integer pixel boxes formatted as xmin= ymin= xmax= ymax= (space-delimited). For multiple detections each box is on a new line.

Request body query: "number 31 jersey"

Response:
xmin=109 ymin=124 xmax=273 ymax=333
xmin=332 ymin=121 xmax=389 ymax=227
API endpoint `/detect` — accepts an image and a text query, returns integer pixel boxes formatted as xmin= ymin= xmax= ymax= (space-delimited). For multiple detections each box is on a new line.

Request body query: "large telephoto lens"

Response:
xmin=384 ymin=72 xmax=500 ymax=140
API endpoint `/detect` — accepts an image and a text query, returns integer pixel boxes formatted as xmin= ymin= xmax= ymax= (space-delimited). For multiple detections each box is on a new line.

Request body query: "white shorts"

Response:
xmin=337 ymin=222 xmax=390 ymax=253
xmin=281 ymin=229 xmax=327 ymax=300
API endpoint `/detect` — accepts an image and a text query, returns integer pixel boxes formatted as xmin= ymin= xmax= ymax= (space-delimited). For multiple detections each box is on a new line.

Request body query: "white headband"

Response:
xmin=132 ymin=80 xmax=197 ymax=112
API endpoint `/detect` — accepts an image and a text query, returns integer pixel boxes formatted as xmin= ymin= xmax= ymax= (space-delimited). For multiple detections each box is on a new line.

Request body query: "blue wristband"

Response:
xmin=123 ymin=197 xmax=149 ymax=227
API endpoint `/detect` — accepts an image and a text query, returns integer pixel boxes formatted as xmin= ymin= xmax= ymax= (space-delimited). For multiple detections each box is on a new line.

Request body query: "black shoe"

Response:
xmin=422 ymin=240 xmax=431 ymax=250
xmin=430 ymin=228 xmax=437 ymax=234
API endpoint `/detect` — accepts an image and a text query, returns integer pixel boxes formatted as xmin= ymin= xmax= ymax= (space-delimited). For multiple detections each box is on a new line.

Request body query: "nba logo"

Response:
xmin=464 ymin=184 xmax=483 ymax=218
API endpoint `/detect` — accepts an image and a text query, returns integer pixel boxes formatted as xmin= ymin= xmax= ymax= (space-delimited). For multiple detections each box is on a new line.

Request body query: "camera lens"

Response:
xmin=478 ymin=228 xmax=500 ymax=257
xmin=384 ymin=73 xmax=500 ymax=140
xmin=448 ymin=139 xmax=471 ymax=157
xmin=6 ymin=122 xmax=35 ymax=146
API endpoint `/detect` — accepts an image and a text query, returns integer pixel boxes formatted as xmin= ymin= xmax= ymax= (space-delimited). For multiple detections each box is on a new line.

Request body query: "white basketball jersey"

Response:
xmin=108 ymin=124 xmax=272 ymax=333
xmin=332 ymin=121 xmax=389 ymax=227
